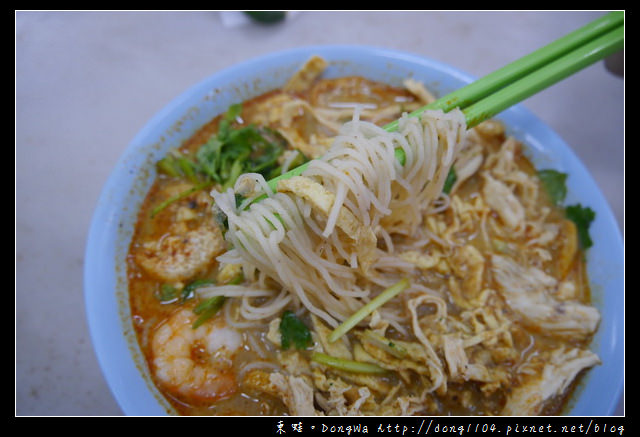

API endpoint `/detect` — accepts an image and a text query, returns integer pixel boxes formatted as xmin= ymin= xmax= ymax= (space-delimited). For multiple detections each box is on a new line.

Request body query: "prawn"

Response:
xmin=151 ymin=307 xmax=243 ymax=403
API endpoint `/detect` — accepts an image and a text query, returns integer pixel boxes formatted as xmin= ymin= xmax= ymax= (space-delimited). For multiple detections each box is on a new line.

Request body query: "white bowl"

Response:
xmin=84 ymin=45 xmax=624 ymax=416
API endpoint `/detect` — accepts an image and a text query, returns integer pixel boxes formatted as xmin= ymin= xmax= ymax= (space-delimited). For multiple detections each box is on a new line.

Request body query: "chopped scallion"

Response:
xmin=181 ymin=279 xmax=214 ymax=303
xmin=311 ymin=352 xmax=387 ymax=374
xmin=150 ymin=182 xmax=211 ymax=218
xmin=328 ymin=278 xmax=410 ymax=343
xmin=442 ymin=167 xmax=457 ymax=194
xmin=192 ymin=296 xmax=226 ymax=329
xmin=155 ymin=283 xmax=178 ymax=302
xmin=361 ymin=330 xmax=408 ymax=359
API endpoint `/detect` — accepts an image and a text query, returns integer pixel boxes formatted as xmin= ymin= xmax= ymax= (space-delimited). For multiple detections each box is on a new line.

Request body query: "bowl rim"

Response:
xmin=84 ymin=44 xmax=624 ymax=416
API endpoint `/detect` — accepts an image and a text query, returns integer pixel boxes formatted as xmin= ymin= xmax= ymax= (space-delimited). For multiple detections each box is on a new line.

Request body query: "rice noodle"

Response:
xmin=211 ymin=109 xmax=466 ymax=328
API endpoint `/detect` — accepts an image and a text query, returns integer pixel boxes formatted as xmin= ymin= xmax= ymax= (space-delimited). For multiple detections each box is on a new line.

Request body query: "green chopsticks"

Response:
xmin=462 ymin=23 xmax=623 ymax=128
xmin=386 ymin=11 xmax=624 ymax=131
xmin=265 ymin=12 xmax=623 ymax=193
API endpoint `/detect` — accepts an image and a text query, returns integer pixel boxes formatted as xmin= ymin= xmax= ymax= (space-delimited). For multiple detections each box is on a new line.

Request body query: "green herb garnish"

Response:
xmin=565 ymin=204 xmax=596 ymax=250
xmin=394 ymin=147 xmax=406 ymax=167
xmin=538 ymin=169 xmax=568 ymax=205
xmin=311 ymin=352 xmax=387 ymax=374
xmin=279 ymin=310 xmax=312 ymax=350
xmin=361 ymin=330 xmax=408 ymax=359
xmin=152 ymin=104 xmax=289 ymax=218
xmin=155 ymin=283 xmax=179 ymax=302
xmin=150 ymin=181 xmax=212 ymax=218
xmin=181 ymin=279 xmax=214 ymax=303
xmin=156 ymin=151 xmax=201 ymax=184
xmin=155 ymin=279 xmax=214 ymax=306
xmin=189 ymin=274 xmax=243 ymax=329
xmin=328 ymin=278 xmax=409 ymax=343
xmin=443 ymin=167 xmax=457 ymax=194
xmin=192 ymin=296 xmax=226 ymax=329
xmin=195 ymin=112 xmax=287 ymax=190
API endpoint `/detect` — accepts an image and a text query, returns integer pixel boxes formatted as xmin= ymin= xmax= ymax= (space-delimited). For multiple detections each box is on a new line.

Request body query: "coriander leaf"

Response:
xmin=196 ymin=124 xmax=285 ymax=188
xmin=176 ymin=156 xmax=199 ymax=184
xmin=224 ymin=103 xmax=242 ymax=122
xmin=156 ymin=154 xmax=182 ymax=178
xmin=196 ymin=137 xmax=224 ymax=182
xmin=156 ymin=150 xmax=201 ymax=184
xmin=279 ymin=310 xmax=312 ymax=350
xmin=565 ymin=204 xmax=596 ymax=250
xmin=538 ymin=169 xmax=568 ymax=205
xmin=216 ymin=104 xmax=241 ymax=138
xmin=443 ymin=167 xmax=457 ymax=194
xmin=155 ymin=104 xmax=289 ymax=196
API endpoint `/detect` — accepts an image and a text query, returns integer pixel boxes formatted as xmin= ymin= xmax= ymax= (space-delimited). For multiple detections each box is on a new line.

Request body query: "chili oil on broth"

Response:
xmin=127 ymin=70 xmax=597 ymax=416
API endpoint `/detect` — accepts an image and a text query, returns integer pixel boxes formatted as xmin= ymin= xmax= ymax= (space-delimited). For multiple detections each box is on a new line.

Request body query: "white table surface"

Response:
xmin=15 ymin=10 xmax=624 ymax=416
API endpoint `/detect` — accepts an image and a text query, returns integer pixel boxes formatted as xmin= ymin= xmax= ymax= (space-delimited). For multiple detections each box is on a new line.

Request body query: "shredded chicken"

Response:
xmin=270 ymin=373 xmax=320 ymax=416
xmin=450 ymin=142 xmax=484 ymax=194
xmin=482 ymin=172 xmax=525 ymax=229
xmin=406 ymin=293 xmax=447 ymax=393
xmin=491 ymin=254 xmax=600 ymax=339
xmin=451 ymin=245 xmax=485 ymax=298
xmin=502 ymin=347 xmax=601 ymax=415
xmin=312 ymin=370 xmax=375 ymax=415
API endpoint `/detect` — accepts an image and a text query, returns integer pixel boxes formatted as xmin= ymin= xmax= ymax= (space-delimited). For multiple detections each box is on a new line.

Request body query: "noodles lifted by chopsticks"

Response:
xmin=210 ymin=108 xmax=466 ymax=329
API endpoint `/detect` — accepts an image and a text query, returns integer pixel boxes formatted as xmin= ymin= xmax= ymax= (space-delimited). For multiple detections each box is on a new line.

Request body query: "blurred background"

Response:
xmin=15 ymin=11 xmax=623 ymax=416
